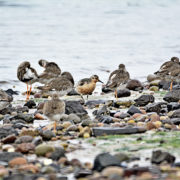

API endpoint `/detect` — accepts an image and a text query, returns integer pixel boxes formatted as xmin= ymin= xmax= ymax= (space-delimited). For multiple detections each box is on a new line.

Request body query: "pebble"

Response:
xmin=9 ymin=157 xmax=27 ymax=167
xmin=35 ymin=144 xmax=54 ymax=156
xmin=102 ymin=166 xmax=123 ymax=177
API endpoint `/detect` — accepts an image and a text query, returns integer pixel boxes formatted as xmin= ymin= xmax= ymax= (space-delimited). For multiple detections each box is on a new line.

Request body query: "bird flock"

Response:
xmin=17 ymin=57 xmax=180 ymax=130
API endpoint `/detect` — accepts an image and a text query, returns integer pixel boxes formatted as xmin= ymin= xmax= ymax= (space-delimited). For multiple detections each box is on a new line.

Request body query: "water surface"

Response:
xmin=0 ymin=0 xmax=180 ymax=90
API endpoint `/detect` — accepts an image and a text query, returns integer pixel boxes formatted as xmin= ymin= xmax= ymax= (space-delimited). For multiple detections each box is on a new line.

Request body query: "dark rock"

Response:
xmin=119 ymin=113 xmax=130 ymax=119
xmin=16 ymin=106 xmax=29 ymax=113
xmin=96 ymin=105 xmax=110 ymax=117
xmin=170 ymin=109 xmax=180 ymax=118
xmin=5 ymin=89 xmax=19 ymax=96
xmin=24 ymin=100 xmax=36 ymax=109
xmin=93 ymin=153 xmax=122 ymax=172
xmin=92 ymin=127 xmax=146 ymax=136
xmin=169 ymin=118 xmax=180 ymax=125
xmin=145 ymin=102 xmax=167 ymax=114
xmin=0 ymin=152 xmax=23 ymax=162
xmin=14 ymin=113 xmax=34 ymax=123
xmin=32 ymin=136 xmax=43 ymax=146
xmin=116 ymin=88 xmax=131 ymax=98
xmin=15 ymin=135 xmax=33 ymax=144
xmin=126 ymin=79 xmax=143 ymax=91
xmin=0 ymin=125 xmax=18 ymax=139
xmin=159 ymin=80 xmax=173 ymax=90
xmin=65 ymin=101 xmax=87 ymax=115
xmin=98 ymin=116 xmax=113 ymax=124
xmin=2 ymin=134 xmax=16 ymax=144
xmin=102 ymin=86 xmax=113 ymax=93
xmin=0 ymin=106 xmax=13 ymax=115
xmin=50 ymin=147 xmax=65 ymax=161
xmin=12 ymin=123 xmax=29 ymax=129
xmin=74 ymin=168 xmax=92 ymax=178
xmin=41 ymin=130 xmax=56 ymax=140
xmin=67 ymin=89 xmax=80 ymax=96
xmin=151 ymin=150 xmax=175 ymax=164
xmin=167 ymin=102 xmax=180 ymax=111
xmin=85 ymin=100 xmax=106 ymax=108
xmin=163 ymin=90 xmax=180 ymax=102
xmin=127 ymin=105 xmax=141 ymax=115
xmin=134 ymin=95 xmax=155 ymax=106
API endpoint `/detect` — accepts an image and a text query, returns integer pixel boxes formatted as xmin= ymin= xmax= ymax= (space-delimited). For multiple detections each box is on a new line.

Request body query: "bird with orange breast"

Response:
xmin=76 ymin=75 xmax=103 ymax=100
xmin=17 ymin=61 xmax=38 ymax=101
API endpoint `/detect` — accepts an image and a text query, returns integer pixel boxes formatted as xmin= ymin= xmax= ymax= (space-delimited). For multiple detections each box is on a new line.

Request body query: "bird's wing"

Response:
xmin=78 ymin=78 xmax=91 ymax=86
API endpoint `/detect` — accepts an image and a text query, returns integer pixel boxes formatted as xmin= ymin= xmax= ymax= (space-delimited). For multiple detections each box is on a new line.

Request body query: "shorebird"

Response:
xmin=0 ymin=89 xmax=13 ymax=111
xmin=106 ymin=64 xmax=130 ymax=99
xmin=43 ymin=93 xmax=65 ymax=132
xmin=38 ymin=75 xmax=73 ymax=96
xmin=155 ymin=57 xmax=180 ymax=90
xmin=76 ymin=75 xmax=103 ymax=100
xmin=38 ymin=59 xmax=61 ymax=85
xmin=17 ymin=61 xmax=38 ymax=101
xmin=61 ymin=71 xmax=74 ymax=86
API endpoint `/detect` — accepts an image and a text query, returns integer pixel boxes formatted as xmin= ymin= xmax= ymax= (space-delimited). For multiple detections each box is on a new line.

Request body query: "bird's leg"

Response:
xmin=87 ymin=95 xmax=89 ymax=100
xmin=28 ymin=85 xmax=32 ymax=99
xmin=53 ymin=121 xmax=57 ymax=134
xmin=170 ymin=80 xmax=173 ymax=91
xmin=115 ymin=89 xmax=118 ymax=101
xmin=26 ymin=83 xmax=29 ymax=101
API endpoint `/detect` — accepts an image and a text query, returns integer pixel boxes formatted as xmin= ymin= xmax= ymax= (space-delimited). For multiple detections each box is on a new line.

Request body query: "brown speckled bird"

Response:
xmin=76 ymin=75 xmax=103 ymax=100
xmin=43 ymin=93 xmax=65 ymax=132
xmin=38 ymin=59 xmax=61 ymax=85
xmin=17 ymin=61 xmax=38 ymax=101
xmin=155 ymin=57 xmax=180 ymax=90
xmin=106 ymin=64 xmax=130 ymax=99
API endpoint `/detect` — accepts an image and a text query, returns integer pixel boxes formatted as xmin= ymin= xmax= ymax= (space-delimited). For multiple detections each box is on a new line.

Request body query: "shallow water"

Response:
xmin=0 ymin=0 xmax=180 ymax=91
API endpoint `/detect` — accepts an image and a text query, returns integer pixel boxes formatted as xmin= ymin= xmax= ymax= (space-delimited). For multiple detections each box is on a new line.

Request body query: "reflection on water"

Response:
xmin=0 ymin=0 xmax=180 ymax=90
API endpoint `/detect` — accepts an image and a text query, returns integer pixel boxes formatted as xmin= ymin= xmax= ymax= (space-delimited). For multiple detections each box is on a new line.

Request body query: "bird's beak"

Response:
xmin=98 ymin=79 xmax=104 ymax=83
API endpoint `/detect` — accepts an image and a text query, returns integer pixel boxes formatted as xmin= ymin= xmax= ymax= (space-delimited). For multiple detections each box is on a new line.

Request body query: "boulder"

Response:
xmin=92 ymin=127 xmax=146 ymax=136
xmin=35 ymin=144 xmax=54 ymax=156
xmin=85 ymin=100 xmax=106 ymax=108
xmin=145 ymin=102 xmax=167 ymax=114
xmin=127 ymin=105 xmax=142 ymax=115
xmin=134 ymin=95 xmax=155 ymax=106
xmin=167 ymin=102 xmax=180 ymax=111
xmin=65 ymin=101 xmax=87 ymax=115
xmin=24 ymin=100 xmax=36 ymax=109
xmin=126 ymin=79 xmax=143 ymax=91
xmin=93 ymin=153 xmax=122 ymax=171
xmin=151 ymin=150 xmax=175 ymax=164
xmin=163 ymin=90 xmax=180 ymax=102
xmin=147 ymin=74 xmax=159 ymax=82
xmin=116 ymin=88 xmax=131 ymax=98
xmin=0 ymin=125 xmax=18 ymax=139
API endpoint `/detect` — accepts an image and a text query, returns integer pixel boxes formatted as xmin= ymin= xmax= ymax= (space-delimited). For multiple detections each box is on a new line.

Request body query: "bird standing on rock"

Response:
xmin=155 ymin=57 xmax=180 ymax=91
xmin=76 ymin=75 xmax=103 ymax=100
xmin=106 ymin=64 xmax=130 ymax=99
xmin=17 ymin=61 xmax=38 ymax=101
xmin=43 ymin=93 xmax=65 ymax=132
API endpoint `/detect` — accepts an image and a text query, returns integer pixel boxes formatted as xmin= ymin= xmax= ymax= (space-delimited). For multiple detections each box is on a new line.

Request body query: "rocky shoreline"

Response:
xmin=0 ymin=78 xmax=180 ymax=180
